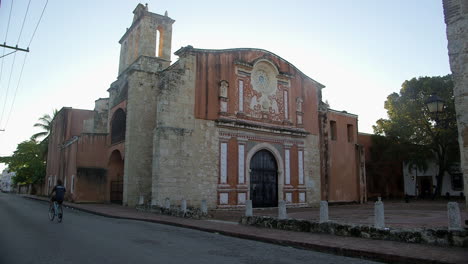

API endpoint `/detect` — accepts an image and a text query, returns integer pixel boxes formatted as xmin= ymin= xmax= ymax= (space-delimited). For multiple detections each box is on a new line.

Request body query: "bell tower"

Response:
xmin=118 ymin=3 xmax=175 ymax=74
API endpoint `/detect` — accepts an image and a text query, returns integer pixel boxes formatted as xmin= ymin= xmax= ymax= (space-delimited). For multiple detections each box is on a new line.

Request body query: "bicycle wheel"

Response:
xmin=57 ymin=205 xmax=63 ymax=223
xmin=48 ymin=205 xmax=55 ymax=221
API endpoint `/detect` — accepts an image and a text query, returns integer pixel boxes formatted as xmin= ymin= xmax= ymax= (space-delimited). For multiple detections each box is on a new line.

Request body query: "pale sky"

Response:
xmin=0 ymin=0 xmax=450 ymax=171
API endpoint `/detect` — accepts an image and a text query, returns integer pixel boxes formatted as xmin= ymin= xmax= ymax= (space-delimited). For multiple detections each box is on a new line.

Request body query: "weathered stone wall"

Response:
xmin=152 ymin=53 xmax=219 ymax=209
xmin=118 ymin=4 xmax=174 ymax=74
xmin=240 ymin=216 xmax=468 ymax=247
xmin=443 ymin=0 xmax=468 ymax=205
xmin=83 ymin=98 xmax=109 ymax=133
xmin=123 ymin=58 xmax=161 ymax=206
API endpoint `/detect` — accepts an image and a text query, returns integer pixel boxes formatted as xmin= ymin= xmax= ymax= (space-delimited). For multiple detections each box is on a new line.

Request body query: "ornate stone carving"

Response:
xmin=250 ymin=61 xmax=278 ymax=111
xmin=219 ymin=80 xmax=229 ymax=99
xmin=296 ymin=97 xmax=303 ymax=112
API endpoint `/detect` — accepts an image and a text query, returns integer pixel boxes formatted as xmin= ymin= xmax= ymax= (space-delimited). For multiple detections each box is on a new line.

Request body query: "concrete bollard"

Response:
xmin=278 ymin=200 xmax=288 ymax=220
xmin=201 ymin=199 xmax=208 ymax=215
xmin=138 ymin=195 xmax=145 ymax=205
xmin=164 ymin=197 xmax=170 ymax=209
xmin=319 ymin=201 xmax=329 ymax=223
xmin=245 ymin=200 xmax=253 ymax=217
xmin=374 ymin=197 xmax=385 ymax=229
xmin=181 ymin=199 xmax=187 ymax=213
xmin=447 ymin=202 xmax=462 ymax=230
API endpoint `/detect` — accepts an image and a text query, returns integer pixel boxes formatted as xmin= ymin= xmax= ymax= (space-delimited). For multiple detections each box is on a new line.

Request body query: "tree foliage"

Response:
xmin=31 ymin=109 xmax=58 ymax=159
xmin=0 ymin=140 xmax=46 ymax=185
xmin=373 ymin=75 xmax=459 ymax=195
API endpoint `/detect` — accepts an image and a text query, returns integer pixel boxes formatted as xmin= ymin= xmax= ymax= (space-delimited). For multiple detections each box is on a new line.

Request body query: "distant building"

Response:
xmin=403 ymin=162 xmax=464 ymax=198
xmin=45 ymin=4 xmax=365 ymax=208
xmin=0 ymin=169 xmax=14 ymax=192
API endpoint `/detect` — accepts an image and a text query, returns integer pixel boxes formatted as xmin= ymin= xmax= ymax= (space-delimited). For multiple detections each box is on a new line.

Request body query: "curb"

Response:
xmin=22 ymin=195 xmax=459 ymax=264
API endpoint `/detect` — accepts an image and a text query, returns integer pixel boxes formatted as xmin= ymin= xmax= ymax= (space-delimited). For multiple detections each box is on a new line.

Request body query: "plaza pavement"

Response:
xmin=22 ymin=194 xmax=467 ymax=264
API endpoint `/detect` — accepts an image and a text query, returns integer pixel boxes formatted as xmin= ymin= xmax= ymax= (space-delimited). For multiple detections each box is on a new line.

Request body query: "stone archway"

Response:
xmin=245 ymin=143 xmax=284 ymax=207
xmin=250 ymin=149 xmax=278 ymax=207
xmin=108 ymin=150 xmax=124 ymax=204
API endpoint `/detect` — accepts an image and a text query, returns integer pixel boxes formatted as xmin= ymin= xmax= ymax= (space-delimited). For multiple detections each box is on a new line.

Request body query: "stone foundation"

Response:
xmin=240 ymin=216 xmax=468 ymax=247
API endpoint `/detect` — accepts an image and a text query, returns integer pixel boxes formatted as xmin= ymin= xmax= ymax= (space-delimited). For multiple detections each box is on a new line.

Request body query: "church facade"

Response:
xmin=45 ymin=4 xmax=365 ymax=208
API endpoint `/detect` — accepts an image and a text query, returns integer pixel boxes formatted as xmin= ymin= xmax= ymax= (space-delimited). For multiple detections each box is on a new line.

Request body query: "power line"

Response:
xmin=3 ymin=0 xmax=14 ymax=42
xmin=16 ymin=0 xmax=32 ymax=44
xmin=0 ymin=0 xmax=49 ymax=130
xmin=0 ymin=0 xmax=15 ymax=96
xmin=0 ymin=50 xmax=17 ymax=59
xmin=0 ymin=51 xmax=17 ymax=127
xmin=4 ymin=53 xmax=28 ymax=129
xmin=28 ymin=0 xmax=48 ymax=48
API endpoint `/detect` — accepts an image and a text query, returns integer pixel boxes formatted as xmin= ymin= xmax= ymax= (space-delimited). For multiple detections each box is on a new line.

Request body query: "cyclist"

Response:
xmin=49 ymin=179 xmax=66 ymax=209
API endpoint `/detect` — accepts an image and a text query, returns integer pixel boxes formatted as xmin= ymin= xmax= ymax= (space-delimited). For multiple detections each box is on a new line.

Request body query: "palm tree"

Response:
xmin=31 ymin=109 xmax=58 ymax=159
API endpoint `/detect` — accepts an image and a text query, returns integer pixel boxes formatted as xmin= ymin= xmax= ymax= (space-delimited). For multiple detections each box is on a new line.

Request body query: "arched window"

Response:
xmin=111 ymin=109 xmax=126 ymax=144
xmin=156 ymin=27 xmax=164 ymax=57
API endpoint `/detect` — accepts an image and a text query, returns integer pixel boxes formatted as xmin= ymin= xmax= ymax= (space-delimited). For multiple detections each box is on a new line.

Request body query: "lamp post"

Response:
xmin=425 ymin=94 xmax=445 ymax=198
xmin=425 ymin=94 xmax=445 ymax=123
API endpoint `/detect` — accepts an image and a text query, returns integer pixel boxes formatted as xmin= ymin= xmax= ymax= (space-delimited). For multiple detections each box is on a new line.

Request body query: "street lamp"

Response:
xmin=424 ymin=94 xmax=446 ymax=199
xmin=425 ymin=94 xmax=445 ymax=121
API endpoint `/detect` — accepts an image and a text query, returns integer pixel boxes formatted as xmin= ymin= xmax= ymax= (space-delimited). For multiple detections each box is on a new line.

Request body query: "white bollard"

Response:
xmin=201 ymin=199 xmax=208 ymax=215
xmin=319 ymin=201 xmax=329 ymax=223
xmin=181 ymin=199 xmax=187 ymax=213
xmin=278 ymin=200 xmax=288 ymax=220
xmin=374 ymin=197 xmax=385 ymax=229
xmin=150 ymin=198 xmax=158 ymax=207
xmin=245 ymin=200 xmax=253 ymax=217
xmin=138 ymin=195 xmax=144 ymax=205
xmin=447 ymin=202 xmax=462 ymax=230
xmin=164 ymin=197 xmax=170 ymax=209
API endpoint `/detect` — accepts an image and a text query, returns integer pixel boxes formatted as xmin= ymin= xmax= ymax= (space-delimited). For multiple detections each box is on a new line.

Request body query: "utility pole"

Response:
xmin=0 ymin=43 xmax=29 ymax=53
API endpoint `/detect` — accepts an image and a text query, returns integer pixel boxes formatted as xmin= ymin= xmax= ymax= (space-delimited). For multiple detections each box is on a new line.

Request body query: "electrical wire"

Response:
xmin=0 ymin=0 xmax=15 ymax=96
xmin=1 ymin=0 xmax=49 ymax=130
xmin=17 ymin=0 xmax=32 ymax=44
xmin=28 ymin=0 xmax=48 ymax=48
xmin=0 ymin=51 xmax=17 ymax=128
xmin=4 ymin=53 xmax=28 ymax=129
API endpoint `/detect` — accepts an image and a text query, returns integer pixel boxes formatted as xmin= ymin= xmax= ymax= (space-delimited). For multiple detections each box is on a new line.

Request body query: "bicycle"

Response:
xmin=48 ymin=201 xmax=63 ymax=223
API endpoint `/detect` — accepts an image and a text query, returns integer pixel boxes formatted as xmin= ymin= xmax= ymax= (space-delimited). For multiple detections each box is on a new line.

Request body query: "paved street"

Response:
xmin=0 ymin=193 xmax=380 ymax=264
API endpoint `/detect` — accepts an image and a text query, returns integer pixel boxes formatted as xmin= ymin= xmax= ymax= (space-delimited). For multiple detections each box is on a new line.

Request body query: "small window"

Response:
xmin=451 ymin=173 xmax=463 ymax=191
xmin=111 ymin=109 xmax=126 ymax=144
xmin=330 ymin=121 xmax=337 ymax=141
xmin=347 ymin=124 xmax=354 ymax=142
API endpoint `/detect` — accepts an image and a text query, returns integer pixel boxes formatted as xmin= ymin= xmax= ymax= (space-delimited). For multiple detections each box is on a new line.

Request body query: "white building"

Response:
xmin=403 ymin=162 xmax=464 ymax=198
xmin=0 ymin=169 xmax=14 ymax=192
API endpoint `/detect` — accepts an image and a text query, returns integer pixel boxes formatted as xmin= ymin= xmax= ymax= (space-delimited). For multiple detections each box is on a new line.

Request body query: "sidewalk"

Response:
xmin=24 ymin=195 xmax=467 ymax=264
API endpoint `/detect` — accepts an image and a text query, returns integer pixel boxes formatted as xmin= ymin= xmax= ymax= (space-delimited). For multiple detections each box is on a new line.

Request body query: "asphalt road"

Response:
xmin=0 ymin=192 xmax=381 ymax=264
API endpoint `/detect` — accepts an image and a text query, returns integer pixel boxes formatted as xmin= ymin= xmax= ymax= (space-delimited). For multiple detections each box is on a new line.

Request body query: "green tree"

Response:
xmin=0 ymin=140 xmax=46 ymax=185
xmin=31 ymin=109 xmax=58 ymax=159
xmin=373 ymin=75 xmax=459 ymax=196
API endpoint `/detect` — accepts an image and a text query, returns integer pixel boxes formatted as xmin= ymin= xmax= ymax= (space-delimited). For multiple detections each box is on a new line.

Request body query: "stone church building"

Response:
xmin=45 ymin=4 xmax=366 ymax=208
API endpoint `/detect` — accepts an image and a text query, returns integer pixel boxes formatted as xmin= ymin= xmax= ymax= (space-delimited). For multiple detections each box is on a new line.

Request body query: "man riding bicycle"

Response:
xmin=49 ymin=179 xmax=66 ymax=207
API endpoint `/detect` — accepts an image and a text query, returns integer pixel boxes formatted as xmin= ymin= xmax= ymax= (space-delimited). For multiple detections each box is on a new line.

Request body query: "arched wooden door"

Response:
xmin=250 ymin=150 xmax=278 ymax=207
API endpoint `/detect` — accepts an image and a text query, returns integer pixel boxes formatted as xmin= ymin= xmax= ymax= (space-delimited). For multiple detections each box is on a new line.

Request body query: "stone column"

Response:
xmin=278 ymin=200 xmax=288 ymax=220
xmin=443 ymin=0 xmax=468 ymax=206
xmin=245 ymin=200 xmax=253 ymax=217
xmin=448 ymin=202 xmax=462 ymax=230
xmin=319 ymin=201 xmax=329 ymax=223
xmin=374 ymin=197 xmax=385 ymax=229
